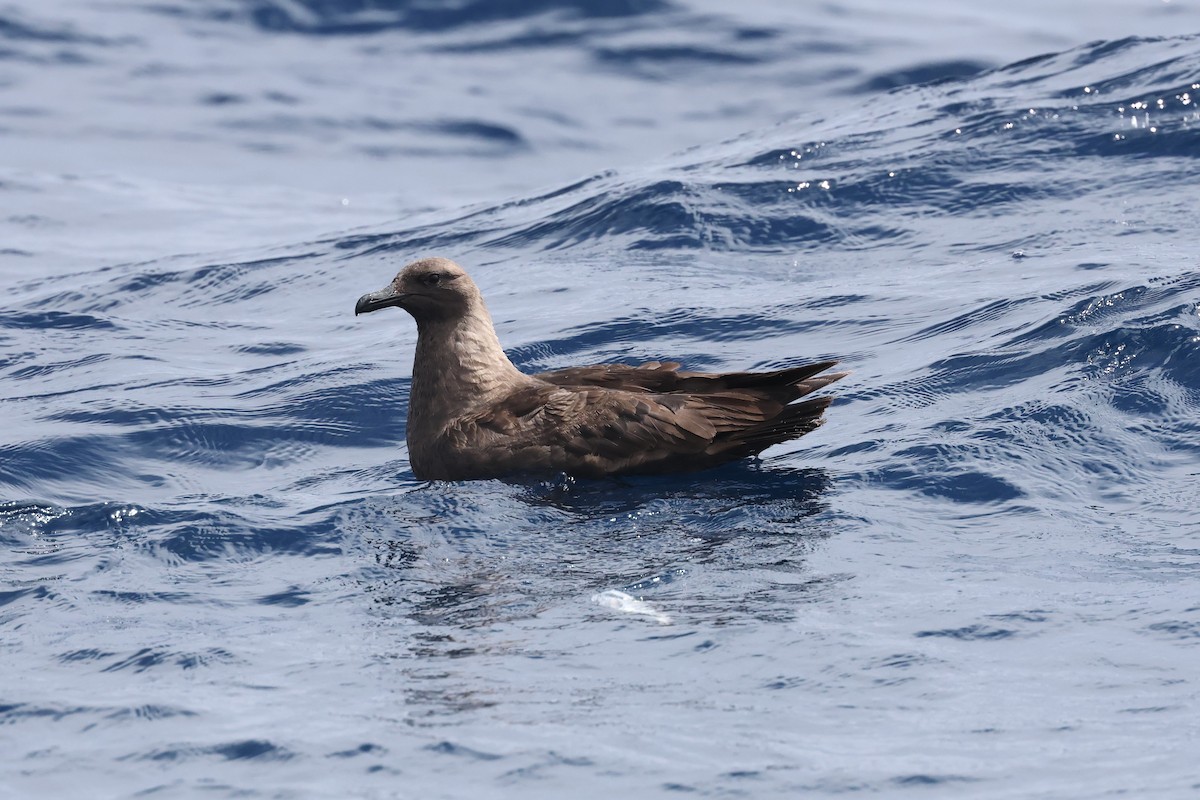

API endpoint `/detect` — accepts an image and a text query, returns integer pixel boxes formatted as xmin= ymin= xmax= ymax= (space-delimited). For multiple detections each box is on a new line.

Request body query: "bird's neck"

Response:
xmin=408 ymin=305 xmax=527 ymax=431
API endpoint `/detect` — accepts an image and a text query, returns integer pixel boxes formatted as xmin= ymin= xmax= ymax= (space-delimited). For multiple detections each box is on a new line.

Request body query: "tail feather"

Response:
xmin=706 ymin=396 xmax=834 ymax=459
xmin=792 ymin=371 xmax=850 ymax=398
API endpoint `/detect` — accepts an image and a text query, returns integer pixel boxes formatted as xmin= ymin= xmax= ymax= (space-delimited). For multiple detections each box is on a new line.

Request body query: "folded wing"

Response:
xmin=454 ymin=360 xmax=847 ymax=477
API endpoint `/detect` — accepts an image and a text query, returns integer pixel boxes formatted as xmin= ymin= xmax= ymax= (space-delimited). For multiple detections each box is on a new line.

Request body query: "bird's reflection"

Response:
xmin=352 ymin=461 xmax=843 ymax=720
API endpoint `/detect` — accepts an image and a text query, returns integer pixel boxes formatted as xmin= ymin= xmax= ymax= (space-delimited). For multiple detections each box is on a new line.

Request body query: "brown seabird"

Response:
xmin=355 ymin=257 xmax=847 ymax=481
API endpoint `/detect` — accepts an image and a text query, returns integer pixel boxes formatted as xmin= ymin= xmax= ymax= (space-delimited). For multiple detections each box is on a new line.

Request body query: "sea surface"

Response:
xmin=3 ymin=1 xmax=1200 ymax=798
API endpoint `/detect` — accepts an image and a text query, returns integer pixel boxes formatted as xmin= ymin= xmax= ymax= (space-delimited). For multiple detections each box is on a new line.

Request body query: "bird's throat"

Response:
xmin=408 ymin=309 xmax=527 ymax=435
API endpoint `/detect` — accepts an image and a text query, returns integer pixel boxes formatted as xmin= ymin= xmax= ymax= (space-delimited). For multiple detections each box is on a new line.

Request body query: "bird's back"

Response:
xmin=421 ymin=360 xmax=847 ymax=479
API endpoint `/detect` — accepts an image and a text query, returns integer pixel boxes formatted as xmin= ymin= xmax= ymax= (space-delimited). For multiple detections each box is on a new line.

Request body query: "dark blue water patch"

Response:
xmin=1080 ymin=126 xmax=1200 ymax=159
xmin=623 ymin=568 xmax=687 ymax=592
xmin=200 ymin=91 xmax=246 ymax=105
xmin=103 ymin=704 xmax=199 ymax=722
xmin=462 ymin=172 xmax=882 ymax=252
xmin=722 ymin=770 xmax=761 ymax=780
xmin=329 ymin=174 xmax=612 ymax=259
xmin=824 ymin=439 xmax=883 ymax=458
xmin=0 ymin=309 xmax=116 ymax=331
xmin=892 ymin=774 xmax=978 ymax=787
xmin=99 ymin=647 xmax=240 ymax=673
xmin=44 ymin=402 xmax=207 ymax=430
xmin=9 ymin=352 xmax=112 ymax=381
xmin=735 ymin=49 xmax=1200 ymax=223
xmin=257 ymin=587 xmax=312 ymax=606
xmin=190 ymin=0 xmax=675 ymax=35
xmin=914 ymin=624 xmax=1018 ymax=640
xmin=488 ymin=180 xmax=711 ymax=251
xmin=663 ymin=782 xmax=699 ymax=792
xmin=1076 ymin=323 xmax=1200 ymax=387
xmin=971 ymin=57 xmax=1200 ymax=160
xmin=986 ymin=36 xmax=1174 ymax=98
xmin=57 ymin=648 xmax=117 ymax=664
xmin=896 ymin=298 xmax=1041 ymax=344
xmin=910 ymin=310 xmax=1200 ymax=404
xmin=593 ymin=43 xmax=763 ymax=73
xmin=866 ymin=653 xmax=935 ymax=670
xmin=329 ymin=743 xmax=387 ymax=758
xmin=865 ymin=460 xmax=1023 ymax=504
xmin=0 ymin=434 xmax=158 ymax=493
xmin=801 ymin=294 xmax=871 ymax=310
xmin=0 ymin=499 xmax=54 ymax=523
xmin=437 ymin=28 xmax=588 ymax=54
xmin=221 ymin=112 xmax=526 ymax=148
xmin=988 ymin=610 xmax=1050 ymax=623
xmin=1145 ymin=619 xmax=1200 ymax=639
xmin=197 ymin=88 xmax=300 ymax=107
xmin=125 ymin=739 xmax=295 ymax=762
xmin=0 ymin=702 xmax=97 ymax=723
xmin=0 ymin=500 xmax=146 ymax=541
xmin=965 ymin=402 xmax=1145 ymax=487
xmin=708 ymin=181 xmax=852 ymax=245
xmin=981 ymin=401 xmax=1094 ymax=441
xmin=0 ymin=44 xmax=97 ymax=66
xmin=236 ymin=373 xmax=411 ymax=443
xmin=1144 ymin=418 xmax=1200 ymax=456
xmin=1060 ymin=37 xmax=1199 ymax=97
xmin=426 ymin=740 xmax=503 ymax=760
xmin=1126 ymin=301 xmax=1200 ymax=332
xmin=844 ymin=166 xmax=1051 ymax=218
xmin=141 ymin=505 xmax=345 ymax=563
xmin=91 ymin=590 xmax=196 ymax=605
xmin=0 ymin=11 xmax=128 ymax=46
xmin=856 ymin=59 xmax=993 ymax=93
xmin=729 ymin=25 xmax=775 ymax=41
xmin=1118 ymin=706 xmax=1175 ymax=715
xmin=745 ymin=152 xmax=1055 ymax=224
xmin=233 ymin=341 xmax=306 ymax=356
xmin=0 ymin=585 xmax=49 ymax=608
xmin=512 ymin=308 xmax=830 ymax=372
xmin=241 ymin=140 xmax=292 ymax=154
xmin=18 ymin=376 xmax=409 ymax=486
xmin=743 ymin=146 xmax=833 ymax=169
xmin=501 ymin=751 xmax=596 ymax=782
xmin=998 ymin=404 xmax=1137 ymax=474
xmin=108 ymin=254 xmax=319 ymax=307
xmin=0 ymin=13 xmax=70 ymax=42
xmin=1006 ymin=279 xmax=1200 ymax=346
xmin=1 ymin=499 xmax=344 ymax=563
xmin=521 ymin=463 xmax=834 ymax=523
xmin=332 ymin=214 xmax=504 ymax=260
xmin=420 ymin=119 xmax=526 ymax=147
xmin=401 ymin=584 xmax=509 ymax=630
xmin=122 ymin=417 xmax=343 ymax=463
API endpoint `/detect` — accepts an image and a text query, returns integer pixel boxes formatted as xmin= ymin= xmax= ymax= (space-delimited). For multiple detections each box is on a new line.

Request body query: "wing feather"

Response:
xmin=439 ymin=361 xmax=847 ymax=477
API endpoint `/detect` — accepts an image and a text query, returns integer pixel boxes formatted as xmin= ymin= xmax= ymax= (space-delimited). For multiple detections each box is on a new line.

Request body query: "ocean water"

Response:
xmin=3 ymin=1 xmax=1200 ymax=797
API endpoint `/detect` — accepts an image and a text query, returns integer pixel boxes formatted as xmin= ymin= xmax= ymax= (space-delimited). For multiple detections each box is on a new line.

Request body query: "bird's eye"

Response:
xmin=422 ymin=272 xmax=442 ymax=286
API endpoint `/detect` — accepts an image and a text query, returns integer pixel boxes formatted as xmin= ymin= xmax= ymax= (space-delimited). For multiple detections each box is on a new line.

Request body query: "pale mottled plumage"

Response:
xmin=355 ymin=257 xmax=847 ymax=480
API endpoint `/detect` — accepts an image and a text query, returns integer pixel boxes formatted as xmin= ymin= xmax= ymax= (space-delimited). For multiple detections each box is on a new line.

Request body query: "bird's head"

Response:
xmin=354 ymin=257 xmax=478 ymax=324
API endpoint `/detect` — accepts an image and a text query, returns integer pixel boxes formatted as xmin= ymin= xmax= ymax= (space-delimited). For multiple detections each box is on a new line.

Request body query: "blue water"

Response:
xmin=3 ymin=1 xmax=1200 ymax=797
